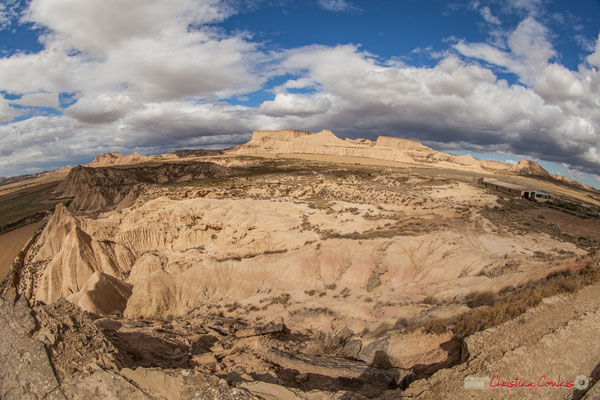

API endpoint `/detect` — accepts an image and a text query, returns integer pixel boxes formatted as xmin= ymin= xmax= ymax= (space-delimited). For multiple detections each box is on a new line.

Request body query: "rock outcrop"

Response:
xmin=31 ymin=203 xmax=135 ymax=305
xmin=0 ymin=296 xmax=262 ymax=399
xmin=54 ymin=162 xmax=231 ymax=212
xmin=508 ymin=159 xmax=551 ymax=177
xmin=85 ymin=152 xmax=178 ymax=168
xmin=0 ymin=297 xmax=64 ymax=400
xmin=67 ymin=271 xmax=133 ymax=315
xmin=229 ymin=129 xmax=510 ymax=173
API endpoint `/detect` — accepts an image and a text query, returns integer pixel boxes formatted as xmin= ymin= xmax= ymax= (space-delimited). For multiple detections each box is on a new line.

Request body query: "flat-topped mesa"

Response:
xmin=375 ymin=136 xmax=433 ymax=152
xmin=231 ymin=128 xmax=515 ymax=173
xmin=251 ymin=129 xmax=317 ymax=143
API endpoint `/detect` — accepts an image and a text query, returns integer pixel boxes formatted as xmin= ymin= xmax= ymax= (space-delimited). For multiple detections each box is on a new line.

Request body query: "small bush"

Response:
xmin=268 ymin=293 xmax=291 ymax=306
xmin=325 ymin=283 xmax=337 ymax=290
xmin=422 ymin=295 xmax=441 ymax=305
xmin=559 ymin=280 xmax=578 ymax=292
xmin=418 ymin=260 xmax=600 ymax=339
xmin=305 ymin=331 xmax=345 ymax=356
xmin=393 ymin=318 xmax=416 ymax=330
xmin=467 ymin=291 xmax=497 ymax=308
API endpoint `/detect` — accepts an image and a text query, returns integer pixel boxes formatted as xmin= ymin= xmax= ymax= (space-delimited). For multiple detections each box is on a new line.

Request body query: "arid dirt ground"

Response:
xmin=2 ymin=153 xmax=600 ymax=399
xmin=0 ymin=221 xmax=44 ymax=278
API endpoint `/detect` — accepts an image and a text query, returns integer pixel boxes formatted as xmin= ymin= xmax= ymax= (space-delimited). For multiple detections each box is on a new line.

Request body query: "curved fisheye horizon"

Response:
xmin=2 ymin=2 xmax=600 ymax=399
xmin=0 ymin=0 xmax=599 ymax=188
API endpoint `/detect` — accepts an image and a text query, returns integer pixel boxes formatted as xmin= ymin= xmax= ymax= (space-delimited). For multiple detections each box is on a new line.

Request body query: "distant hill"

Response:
xmin=552 ymin=174 xmax=598 ymax=192
xmin=173 ymin=149 xmax=224 ymax=158
xmin=228 ymin=129 xmax=509 ymax=174
xmin=508 ymin=159 xmax=551 ymax=177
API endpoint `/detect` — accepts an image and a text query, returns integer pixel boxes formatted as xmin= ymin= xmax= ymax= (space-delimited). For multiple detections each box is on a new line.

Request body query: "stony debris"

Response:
xmin=269 ymin=346 xmax=409 ymax=383
xmin=235 ymin=319 xmax=290 ymax=338
xmin=121 ymin=367 xmax=258 ymax=400
xmin=0 ymin=297 xmax=65 ymax=400
xmin=32 ymin=298 xmax=124 ymax=378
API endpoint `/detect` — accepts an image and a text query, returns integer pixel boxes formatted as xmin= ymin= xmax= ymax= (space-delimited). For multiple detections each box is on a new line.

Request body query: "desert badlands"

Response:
xmin=1 ymin=129 xmax=600 ymax=399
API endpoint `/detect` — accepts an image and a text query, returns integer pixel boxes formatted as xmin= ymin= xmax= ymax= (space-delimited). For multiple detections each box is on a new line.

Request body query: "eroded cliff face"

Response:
xmin=85 ymin=151 xmax=179 ymax=168
xmin=229 ymin=129 xmax=511 ymax=173
xmin=20 ymin=160 xmax=591 ymax=328
xmin=54 ymin=162 xmax=232 ymax=212
xmin=7 ymin=157 xmax=600 ymax=399
xmin=0 ymin=297 xmax=261 ymax=400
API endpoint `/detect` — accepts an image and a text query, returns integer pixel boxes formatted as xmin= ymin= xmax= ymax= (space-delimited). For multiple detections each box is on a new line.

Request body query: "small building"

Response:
xmin=477 ymin=178 xmax=538 ymax=200
xmin=536 ymin=190 xmax=552 ymax=202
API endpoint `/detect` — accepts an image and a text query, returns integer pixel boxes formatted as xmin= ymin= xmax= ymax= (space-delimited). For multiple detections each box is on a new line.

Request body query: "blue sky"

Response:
xmin=0 ymin=0 xmax=600 ymax=189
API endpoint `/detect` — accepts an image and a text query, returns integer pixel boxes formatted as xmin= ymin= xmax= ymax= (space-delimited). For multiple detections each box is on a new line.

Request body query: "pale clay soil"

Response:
xmin=4 ymin=132 xmax=600 ymax=399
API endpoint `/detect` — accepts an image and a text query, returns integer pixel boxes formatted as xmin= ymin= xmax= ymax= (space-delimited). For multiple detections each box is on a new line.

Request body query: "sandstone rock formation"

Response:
xmin=54 ymin=162 xmax=231 ymax=212
xmin=508 ymin=159 xmax=551 ymax=177
xmin=229 ymin=129 xmax=510 ymax=173
xmin=85 ymin=151 xmax=178 ymax=168
xmin=0 ymin=297 xmax=63 ymax=399
xmin=67 ymin=271 xmax=132 ymax=315
xmin=0 ymin=296 xmax=263 ymax=399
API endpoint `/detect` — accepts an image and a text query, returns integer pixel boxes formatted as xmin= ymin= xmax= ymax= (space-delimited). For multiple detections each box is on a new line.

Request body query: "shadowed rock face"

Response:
xmin=55 ymin=162 xmax=231 ymax=212
xmin=174 ymin=149 xmax=225 ymax=158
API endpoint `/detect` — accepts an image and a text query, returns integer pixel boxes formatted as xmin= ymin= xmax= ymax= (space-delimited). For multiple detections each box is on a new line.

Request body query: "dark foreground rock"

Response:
xmin=0 ymin=297 xmax=64 ymax=399
xmin=0 ymin=297 xmax=259 ymax=400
